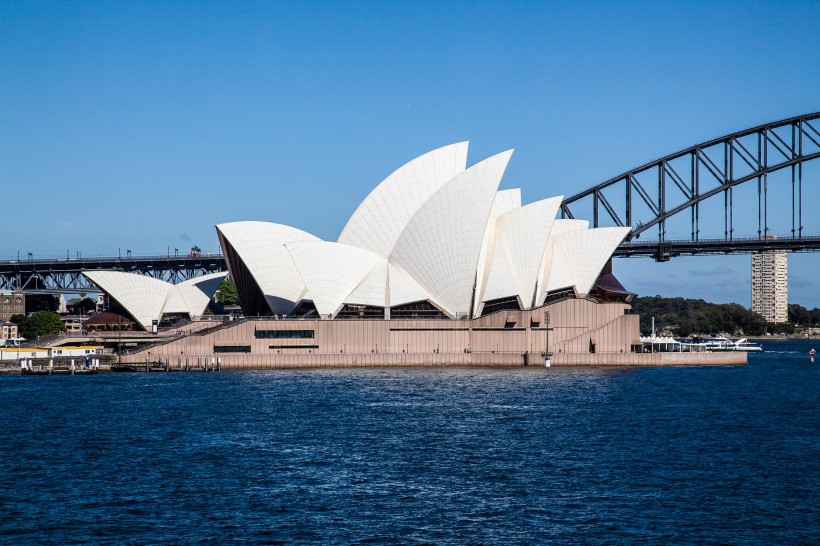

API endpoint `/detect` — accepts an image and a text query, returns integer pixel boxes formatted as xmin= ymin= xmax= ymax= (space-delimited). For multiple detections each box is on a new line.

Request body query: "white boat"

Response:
xmin=698 ymin=337 xmax=763 ymax=352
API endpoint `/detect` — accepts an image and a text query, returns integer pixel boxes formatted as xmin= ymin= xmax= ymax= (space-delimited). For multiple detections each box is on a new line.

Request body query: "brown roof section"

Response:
xmin=84 ymin=311 xmax=135 ymax=327
xmin=594 ymin=272 xmax=632 ymax=294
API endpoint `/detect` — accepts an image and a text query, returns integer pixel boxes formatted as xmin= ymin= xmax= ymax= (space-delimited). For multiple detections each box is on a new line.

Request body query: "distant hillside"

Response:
xmin=631 ymin=296 xmax=798 ymax=337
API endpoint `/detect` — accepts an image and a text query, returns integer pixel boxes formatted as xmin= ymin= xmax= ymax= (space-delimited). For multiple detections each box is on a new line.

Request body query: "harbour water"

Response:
xmin=1 ymin=340 xmax=818 ymax=544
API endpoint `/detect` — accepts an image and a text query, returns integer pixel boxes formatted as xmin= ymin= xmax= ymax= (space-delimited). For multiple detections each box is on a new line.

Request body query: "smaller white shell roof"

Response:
xmin=84 ymin=270 xmax=228 ymax=329
xmin=552 ymin=226 xmax=631 ymax=296
xmin=285 ymin=241 xmax=384 ymax=317
xmin=543 ymin=240 xmax=577 ymax=294
xmin=497 ymin=196 xmax=563 ymax=307
xmin=83 ymin=270 xmax=171 ymax=330
xmin=473 ymin=189 xmax=523 ymax=315
xmin=550 ymin=219 xmax=589 ymax=236
xmin=345 ymin=262 xmax=388 ymax=307
xmin=387 ymin=261 xmax=434 ymax=307
xmin=338 ymin=259 xmax=435 ymax=309
xmin=162 ymin=288 xmax=189 ymax=315
xmin=176 ymin=272 xmax=228 ymax=317
xmin=216 ymin=221 xmax=320 ymax=315
xmin=490 ymin=189 xmax=522 ymax=217
xmin=537 ymin=219 xmax=591 ymax=303
xmin=481 ymin=236 xmax=519 ymax=303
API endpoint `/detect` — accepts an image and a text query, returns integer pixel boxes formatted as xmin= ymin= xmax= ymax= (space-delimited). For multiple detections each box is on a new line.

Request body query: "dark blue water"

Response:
xmin=1 ymin=340 xmax=818 ymax=544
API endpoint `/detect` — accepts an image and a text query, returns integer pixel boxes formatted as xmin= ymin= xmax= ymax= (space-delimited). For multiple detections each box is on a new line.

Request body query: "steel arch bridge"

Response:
xmin=0 ymin=255 xmax=226 ymax=295
xmin=561 ymin=111 xmax=820 ymax=261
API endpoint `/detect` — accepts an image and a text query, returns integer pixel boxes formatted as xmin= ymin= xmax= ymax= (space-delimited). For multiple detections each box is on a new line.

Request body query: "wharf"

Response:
xmin=5 ymin=356 xmax=115 ymax=375
xmin=111 ymin=358 xmax=220 ymax=372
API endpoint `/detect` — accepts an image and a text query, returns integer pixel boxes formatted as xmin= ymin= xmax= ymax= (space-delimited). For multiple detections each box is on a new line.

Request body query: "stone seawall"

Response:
xmin=551 ymin=351 xmax=746 ymax=366
xmin=120 ymin=351 xmax=746 ymax=368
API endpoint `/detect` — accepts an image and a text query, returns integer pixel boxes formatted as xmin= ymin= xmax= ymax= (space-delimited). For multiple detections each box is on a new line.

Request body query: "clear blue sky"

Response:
xmin=2 ymin=1 xmax=819 ymax=306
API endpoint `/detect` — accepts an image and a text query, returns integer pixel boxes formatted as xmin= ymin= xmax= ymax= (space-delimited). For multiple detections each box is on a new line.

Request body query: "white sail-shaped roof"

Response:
xmin=83 ymin=270 xmax=172 ymax=330
xmin=473 ymin=189 xmax=522 ymax=316
xmin=551 ymin=227 xmax=631 ymax=296
xmin=391 ymin=150 xmax=513 ymax=317
xmin=490 ymin=189 xmax=522 ymax=217
xmin=497 ymin=196 xmax=563 ymax=307
xmin=481 ymin=235 xmax=519 ymax=303
xmin=84 ymin=270 xmax=228 ymax=329
xmin=216 ymin=221 xmax=320 ymax=315
xmin=161 ymin=288 xmax=189 ymax=315
xmin=343 ymin=260 xmax=434 ymax=309
xmin=338 ymin=142 xmax=469 ymax=258
xmin=538 ymin=219 xmax=590 ymax=303
xmin=544 ymin=240 xmax=579 ymax=294
xmin=387 ymin=261 xmax=434 ymax=307
xmin=176 ymin=272 xmax=228 ymax=317
xmin=345 ymin=262 xmax=388 ymax=307
xmin=285 ymin=241 xmax=384 ymax=317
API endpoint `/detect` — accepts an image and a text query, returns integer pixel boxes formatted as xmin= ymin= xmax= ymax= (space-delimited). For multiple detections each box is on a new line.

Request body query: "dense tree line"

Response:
xmin=631 ymin=296 xmax=795 ymax=337
xmin=10 ymin=311 xmax=66 ymax=339
xmin=787 ymin=304 xmax=820 ymax=326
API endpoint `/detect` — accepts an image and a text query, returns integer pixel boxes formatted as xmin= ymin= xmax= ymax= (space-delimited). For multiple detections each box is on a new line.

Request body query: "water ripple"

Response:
xmin=1 ymin=341 xmax=818 ymax=544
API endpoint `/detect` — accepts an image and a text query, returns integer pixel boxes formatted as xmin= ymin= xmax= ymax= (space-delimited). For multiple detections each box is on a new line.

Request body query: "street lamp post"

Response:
xmin=544 ymin=310 xmax=551 ymax=367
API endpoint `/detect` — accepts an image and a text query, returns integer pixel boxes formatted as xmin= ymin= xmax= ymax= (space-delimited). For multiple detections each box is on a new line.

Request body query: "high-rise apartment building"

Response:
xmin=751 ymin=250 xmax=788 ymax=323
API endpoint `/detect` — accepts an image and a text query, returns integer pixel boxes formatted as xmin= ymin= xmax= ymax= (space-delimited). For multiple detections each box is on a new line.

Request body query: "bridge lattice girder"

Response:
xmin=561 ymin=112 xmax=820 ymax=259
xmin=0 ymin=255 xmax=226 ymax=294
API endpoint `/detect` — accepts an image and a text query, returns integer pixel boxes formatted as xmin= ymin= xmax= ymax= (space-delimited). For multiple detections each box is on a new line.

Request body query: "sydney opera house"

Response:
xmin=93 ymin=142 xmax=677 ymax=367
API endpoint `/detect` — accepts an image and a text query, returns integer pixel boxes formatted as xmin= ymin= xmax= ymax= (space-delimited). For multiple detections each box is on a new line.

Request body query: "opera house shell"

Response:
xmin=82 ymin=270 xmax=227 ymax=330
xmin=216 ymin=142 xmax=632 ymax=321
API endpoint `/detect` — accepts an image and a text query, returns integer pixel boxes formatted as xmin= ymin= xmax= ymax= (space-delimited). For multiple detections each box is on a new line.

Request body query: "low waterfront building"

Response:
xmin=1 ymin=321 xmax=18 ymax=341
xmin=60 ymin=315 xmax=87 ymax=335
xmin=83 ymin=311 xmax=136 ymax=331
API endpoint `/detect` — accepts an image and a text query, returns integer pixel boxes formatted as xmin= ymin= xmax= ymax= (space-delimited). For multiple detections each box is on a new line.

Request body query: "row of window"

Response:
xmin=213 ymin=344 xmax=321 ymax=352
xmin=214 ymin=345 xmax=252 ymax=353
xmin=255 ymin=329 xmax=315 ymax=339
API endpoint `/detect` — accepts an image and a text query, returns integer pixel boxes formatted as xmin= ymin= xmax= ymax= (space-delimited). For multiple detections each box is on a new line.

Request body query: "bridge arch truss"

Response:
xmin=561 ymin=112 xmax=820 ymax=260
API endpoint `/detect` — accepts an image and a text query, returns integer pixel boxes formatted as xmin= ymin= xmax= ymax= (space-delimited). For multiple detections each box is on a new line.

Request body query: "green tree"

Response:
xmin=632 ymin=295 xmax=779 ymax=337
xmin=9 ymin=314 xmax=26 ymax=325
xmin=215 ymin=279 xmax=238 ymax=305
xmin=19 ymin=311 xmax=66 ymax=339
xmin=68 ymin=297 xmax=97 ymax=315
xmin=789 ymin=304 xmax=812 ymax=325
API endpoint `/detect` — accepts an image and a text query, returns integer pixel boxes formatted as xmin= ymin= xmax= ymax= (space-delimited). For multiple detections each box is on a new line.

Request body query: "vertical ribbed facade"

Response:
xmin=751 ymin=250 xmax=788 ymax=323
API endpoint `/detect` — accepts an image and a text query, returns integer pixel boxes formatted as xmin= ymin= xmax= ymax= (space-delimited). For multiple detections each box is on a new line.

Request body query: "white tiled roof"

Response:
xmin=537 ymin=219 xmax=589 ymax=303
xmin=216 ymin=221 xmax=320 ymax=315
xmin=285 ymin=241 xmax=384 ymax=317
xmin=551 ymin=226 xmax=631 ymax=296
xmin=390 ymin=150 xmax=513 ymax=317
xmin=210 ymin=145 xmax=631 ymax=318
xmin=338 ymin=142 xmax=468 ymax=258
xmin=497 ymin=196 xmax=563 ymax=307
xmin=83 ymin=270 xmax=227 ymax=329
xmin=473 ymin=189 xmax=522 ymax=316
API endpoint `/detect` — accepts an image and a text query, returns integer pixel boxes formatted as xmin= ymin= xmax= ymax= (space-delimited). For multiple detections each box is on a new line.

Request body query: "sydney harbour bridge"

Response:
xmin=2 ymin=111 xmax=819 ymax=294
